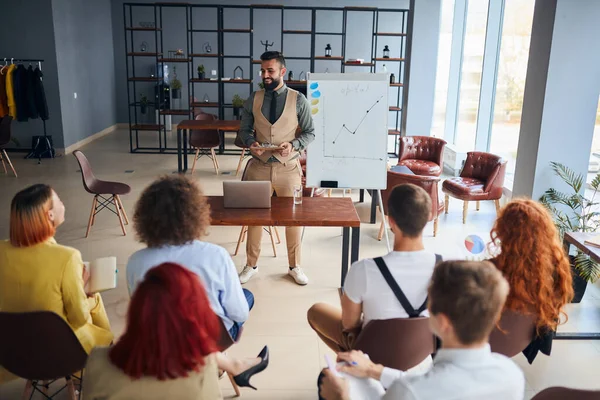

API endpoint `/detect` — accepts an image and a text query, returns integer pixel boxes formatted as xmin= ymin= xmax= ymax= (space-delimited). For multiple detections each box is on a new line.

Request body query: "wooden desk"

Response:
xmin=208 ymin=196 xmax=361 ymax=286
xmin=557 ymin=231 xmax=600 ymax=340
xmin=176 ymin=120 xmax=241 ymax=172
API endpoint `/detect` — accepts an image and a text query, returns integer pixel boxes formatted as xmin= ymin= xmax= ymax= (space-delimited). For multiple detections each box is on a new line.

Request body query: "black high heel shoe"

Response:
xmin=233 ymin=345 xmax=269 ymax=390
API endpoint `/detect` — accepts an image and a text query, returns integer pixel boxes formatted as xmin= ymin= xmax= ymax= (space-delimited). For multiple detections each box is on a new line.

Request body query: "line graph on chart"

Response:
xmin=321 ymin=90 xmax=386 ymax=161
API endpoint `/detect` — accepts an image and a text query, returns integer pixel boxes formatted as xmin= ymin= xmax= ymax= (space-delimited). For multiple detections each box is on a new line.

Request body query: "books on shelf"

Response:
xmin=584 ymin=235 xmax=600 ymax=249
xmin=84 ymin=257 xmax=118 ymax=294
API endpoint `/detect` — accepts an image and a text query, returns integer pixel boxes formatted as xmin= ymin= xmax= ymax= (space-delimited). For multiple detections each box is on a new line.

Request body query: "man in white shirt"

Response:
xmin=126 ymin=175 xmax=251 ymax=340
xmin=307 ymin=184 xmax=439 ymax=352
xmin=319 ymin=260 xmax=525 ymax=400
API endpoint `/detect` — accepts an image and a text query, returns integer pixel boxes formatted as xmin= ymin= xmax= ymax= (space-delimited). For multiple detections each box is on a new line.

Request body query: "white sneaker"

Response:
xmin=289 ymin=267 xmax=309 ymax=285
xmin=239 ymin=266 xmax=258 ymax=284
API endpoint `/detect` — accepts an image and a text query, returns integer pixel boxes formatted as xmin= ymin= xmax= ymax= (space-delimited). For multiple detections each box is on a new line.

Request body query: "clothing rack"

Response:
xmin=1 ymin=57 xmax=54 ymax=163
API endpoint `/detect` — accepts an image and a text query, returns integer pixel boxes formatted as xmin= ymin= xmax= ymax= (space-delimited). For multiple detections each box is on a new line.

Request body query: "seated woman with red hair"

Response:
xmin=489 ymin=198 xmax=573 ymax=361
xmin=83 ymin=262 xmax=269 ymax=399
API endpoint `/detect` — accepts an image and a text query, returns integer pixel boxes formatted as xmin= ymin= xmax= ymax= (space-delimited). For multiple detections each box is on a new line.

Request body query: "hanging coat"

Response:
xmin=33 ymin=67 xmax=49 ymax=120
xmin=0 ymin=67 xmax=8 ymax=117
xmin=13 ymin=64 xmax=28 ymax=122
xmin=5 ymin=64 xmax=16 ymax=119
xmin=25 ymin=66 xmax=38 ymax=119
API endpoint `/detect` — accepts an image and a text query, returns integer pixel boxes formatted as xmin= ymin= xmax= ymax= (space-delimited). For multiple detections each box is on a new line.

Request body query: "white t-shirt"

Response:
xmin=343 ymin=250 xmax=437 ymax=326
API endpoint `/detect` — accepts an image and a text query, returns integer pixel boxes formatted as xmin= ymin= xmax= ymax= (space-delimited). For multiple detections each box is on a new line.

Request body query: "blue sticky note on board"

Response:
xmin=310 ymin=82 xmax=319 ymax=90
xmin=311 ymin=90 xmax=321 ymax=98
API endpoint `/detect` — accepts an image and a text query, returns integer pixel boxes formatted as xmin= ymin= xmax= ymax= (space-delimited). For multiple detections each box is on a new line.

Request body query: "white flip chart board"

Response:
xmin=305 ymin=73 xmax=389 ymax=190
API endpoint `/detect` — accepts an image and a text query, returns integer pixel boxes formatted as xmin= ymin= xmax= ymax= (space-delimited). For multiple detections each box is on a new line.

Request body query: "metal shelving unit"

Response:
xmin=124 ymin=3 xmax=411 ymax=155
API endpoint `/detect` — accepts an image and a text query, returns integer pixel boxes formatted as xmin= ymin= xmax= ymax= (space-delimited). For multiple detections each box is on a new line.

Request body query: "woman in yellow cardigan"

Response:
xmin=0 ymin=184 xmax=114 ymax=383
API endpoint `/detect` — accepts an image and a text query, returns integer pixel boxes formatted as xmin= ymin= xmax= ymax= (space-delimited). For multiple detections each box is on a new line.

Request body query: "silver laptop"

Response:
xmin=223 ymin=181 xmax=272 ymax=209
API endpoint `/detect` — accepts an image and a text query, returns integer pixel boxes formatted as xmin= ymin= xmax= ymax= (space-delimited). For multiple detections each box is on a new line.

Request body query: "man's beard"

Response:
xmin=262 ymin=77 xmax=280 ymax=91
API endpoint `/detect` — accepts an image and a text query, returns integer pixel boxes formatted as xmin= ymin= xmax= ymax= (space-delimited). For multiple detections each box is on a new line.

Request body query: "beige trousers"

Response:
xmin=307 ymin=302 xmax=362 ymax=352
xmin=244 ymin=158 xmax=303 ymax=267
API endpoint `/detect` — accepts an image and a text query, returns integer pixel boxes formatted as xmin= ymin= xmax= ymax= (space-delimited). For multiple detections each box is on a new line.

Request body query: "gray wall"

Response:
xmin=111 ymin=0 xmax=410 ymax=124
xmin=404 ymin=0 xmax=441 ymax=136
xmin=0 ymin=0 xmax=64 ymax=149
xmin=53 ymin=0 xmax=117 ymax=149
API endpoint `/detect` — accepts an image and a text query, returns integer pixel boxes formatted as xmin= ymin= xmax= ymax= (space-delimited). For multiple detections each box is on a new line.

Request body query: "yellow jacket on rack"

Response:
xmin=4 ymin=64 xmax=16 ymax=119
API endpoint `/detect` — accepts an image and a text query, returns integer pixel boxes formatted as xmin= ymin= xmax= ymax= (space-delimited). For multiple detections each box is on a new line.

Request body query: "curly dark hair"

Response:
xmin=133 ymin=175 xmax=210 ymax=247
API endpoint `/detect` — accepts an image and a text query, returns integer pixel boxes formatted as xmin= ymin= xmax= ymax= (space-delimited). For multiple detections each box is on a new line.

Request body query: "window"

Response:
xmin=489 ymin=0 xmax=535 ymax=187
xmin=454 ymin=0 xmax=489 ymax=150
xmin=587 ymin=97 xmax=600 ymax=186
xmin=431 ymin=0 xmax=456 ymax=139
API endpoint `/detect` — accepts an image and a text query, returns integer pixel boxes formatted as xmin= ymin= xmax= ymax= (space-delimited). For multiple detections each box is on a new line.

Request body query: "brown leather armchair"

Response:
xmin=398 ymin=136 xmax=447 ymax=176
xmin=442 ymin=151 xmax=507 ymax=224
xmin=379 ymin=170 xmax=445 ymax=237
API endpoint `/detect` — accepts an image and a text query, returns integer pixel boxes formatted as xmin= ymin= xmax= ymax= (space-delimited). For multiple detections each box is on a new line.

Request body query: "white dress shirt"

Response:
xmin=377 ymin=345 xmax=524 ymax=400
xmin=126 ymin=240 xmax=249 ymax=331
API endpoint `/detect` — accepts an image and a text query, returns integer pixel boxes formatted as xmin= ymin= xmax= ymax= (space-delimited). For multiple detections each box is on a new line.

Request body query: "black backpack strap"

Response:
xmin=373 ymin=257 xmax=420 ymax=318
xmin=435 ymin=253 xmax=443 ymax=265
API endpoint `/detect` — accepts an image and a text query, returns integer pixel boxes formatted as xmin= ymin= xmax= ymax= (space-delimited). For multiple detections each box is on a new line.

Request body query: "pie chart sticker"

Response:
xmin=310 ymin=82 xmax=319 ymax=90
xmin=311 ymin=90 xmax=321 ymax=98
xmin=311 ymin=99 xmax=319 ymax=105
xmin=464 ymin=235 xmax=485 ymax=254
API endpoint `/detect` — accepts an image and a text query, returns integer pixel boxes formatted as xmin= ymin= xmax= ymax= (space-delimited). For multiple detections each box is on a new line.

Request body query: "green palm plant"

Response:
xmin=539 ymin=161 xmax=600 ymax=282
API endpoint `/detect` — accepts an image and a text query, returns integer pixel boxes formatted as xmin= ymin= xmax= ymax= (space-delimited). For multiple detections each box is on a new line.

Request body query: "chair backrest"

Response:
xmin=398 ymin=136 xmax=447 ymax=164
xmin=353 ymin=318 xmax=435 ymax=371
xmin=489 ymin=309 xmax=536 ymax=358
xmin=0 ymin=311 xmax=88 ymax=381
xmin=0 ymin=115 xmax=13 ymax=147
xmin=532 ymin=387 xmax=600 ymax=400
xmin=460 ymin=151 xmax=502 ymax=181
xmin=73 ymin=150 xmax=98 ymax=194
xmin=216 ymin=318 xmax=241 ymax=352
xmin=381 ymin=171 xmax=441 ymax=221
xmin=189 ymin=112 xmax=220 ymax=148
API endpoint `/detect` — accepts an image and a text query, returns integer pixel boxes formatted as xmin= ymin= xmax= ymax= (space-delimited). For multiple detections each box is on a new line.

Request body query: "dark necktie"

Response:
xmin=269 ymin=91 xmax=277 ymax=124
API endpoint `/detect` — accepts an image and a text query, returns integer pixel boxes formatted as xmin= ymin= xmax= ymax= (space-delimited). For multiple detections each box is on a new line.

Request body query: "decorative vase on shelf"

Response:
xmin=288 ymin=70 xmax=294 ymax=81
xmin=325 ymin=44 xmax=332 ymax=57
xmin=383 ymin=45 xmax=390 ymax=58
xmin=234 ymin=66 xmax=244 ymax=80
xmin=390 ymin=73 xmax=395 ymax=84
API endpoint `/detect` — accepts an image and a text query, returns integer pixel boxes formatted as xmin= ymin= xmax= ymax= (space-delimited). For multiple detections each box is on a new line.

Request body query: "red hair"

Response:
xmin=490 ymin=198 xmax=573 ymax=333
xmin=10 ymin=184 xmax=56 ymax=247
xmin=109 ymin=262 xmax=221 ymax=380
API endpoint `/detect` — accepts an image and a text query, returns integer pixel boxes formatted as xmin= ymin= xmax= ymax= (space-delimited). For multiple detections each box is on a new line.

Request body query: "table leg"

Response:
xmin=183 ymin=129 xmax=188 ymax=172
xmin=219 ymin=130 xmax=225 ymax=154
xmin=177 ymin=128 xmax=183 ymax=173
xmin=341 ymin=227 xmax=350 ymax=287
xmin=370 ymin=190 xmax=378 ymax=224
xmin=351 ymin=226 xmax=360 ymax=264
xmin=359 ymin=189 xmax=364 ymax=203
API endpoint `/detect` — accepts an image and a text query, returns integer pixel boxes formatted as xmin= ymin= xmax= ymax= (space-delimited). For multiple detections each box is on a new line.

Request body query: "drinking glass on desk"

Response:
xmin=293 ymin=185 xmax=303 ymax=205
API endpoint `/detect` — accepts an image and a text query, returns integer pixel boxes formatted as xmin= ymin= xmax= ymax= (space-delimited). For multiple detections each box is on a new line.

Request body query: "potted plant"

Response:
xmin=258 ymin=82 xmax=265 ymax=90
xmin=197 ymin=64 xmax=205 ymax=80
xmin=140 ymin=94 xmax=148 ymax=115
xmin=540 ymin=161 xmax=600 ymax=302
xmin=171 ymin=77 xmax=182 ymax=99
xmin=232 ymin=94 xmax=245 ymax=119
